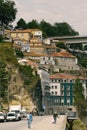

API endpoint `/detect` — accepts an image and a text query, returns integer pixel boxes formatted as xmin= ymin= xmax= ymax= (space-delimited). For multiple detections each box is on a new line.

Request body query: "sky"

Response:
xmin=13 ymin=0 xmax=87 ymax=35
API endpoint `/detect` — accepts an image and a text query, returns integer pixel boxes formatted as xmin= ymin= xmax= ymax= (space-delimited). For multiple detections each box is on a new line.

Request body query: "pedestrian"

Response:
xmin=27 ymin=112 xmax=33 ymax=128
xmin=53 ymin=111 xmax=58 ymax=124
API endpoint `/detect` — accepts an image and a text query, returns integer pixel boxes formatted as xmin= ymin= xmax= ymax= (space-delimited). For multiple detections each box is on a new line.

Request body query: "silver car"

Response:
xmin=6 ymin=112 xmax=18 ymax=122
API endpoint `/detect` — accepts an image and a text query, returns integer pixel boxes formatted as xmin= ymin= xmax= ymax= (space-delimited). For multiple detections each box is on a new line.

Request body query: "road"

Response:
xmin=0 ymin=115 xmax=67 ymax=130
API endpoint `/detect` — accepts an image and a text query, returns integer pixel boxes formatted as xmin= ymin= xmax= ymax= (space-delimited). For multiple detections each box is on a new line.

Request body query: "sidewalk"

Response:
xmin=20 ymin=115 xmax=67 ymax=130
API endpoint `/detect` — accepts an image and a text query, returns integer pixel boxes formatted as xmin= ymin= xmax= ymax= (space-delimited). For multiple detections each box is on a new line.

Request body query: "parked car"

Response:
xmin=6 ymin=112 xmax=18 ymax=122
xmin=0 ymin=112 xmax=5 ymax=122
xmin=21 ymin=111 xmax=27 ymax=118
xmin=11 ymin=110 xmax=21 ymax=120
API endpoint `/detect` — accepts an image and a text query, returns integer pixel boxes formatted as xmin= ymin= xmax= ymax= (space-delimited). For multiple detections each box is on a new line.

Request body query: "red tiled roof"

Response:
xmin=27 ymin=60 xmax=38 ymax=68
xmin=24 ymin=52 xmax=48 ymax=57
xmin=50 ymin=73 xmax=75 ymax=79
xmin=51 ymin=51 xmax=75 ymax=58
xmin=50 ymin=73 xmax=86 ymax=80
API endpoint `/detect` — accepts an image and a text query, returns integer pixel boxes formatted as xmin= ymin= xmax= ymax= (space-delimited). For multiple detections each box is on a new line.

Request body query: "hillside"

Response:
xmin=0 ymin=42 xmax=40 ymax=112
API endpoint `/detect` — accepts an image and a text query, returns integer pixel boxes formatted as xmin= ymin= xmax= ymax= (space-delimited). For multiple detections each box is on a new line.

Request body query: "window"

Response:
xmin=55 ymin=86 xmax=57 ymax=89
xmin=61 ymin=91 xmax=64 ymax=96
xmin=70 ymin=80 xmax=72 ymax=83
xmin=43 ymin=57 xmax=45 ymax=60
xmin=55 ymin=79 xmax=57 ymax=82
xmin=67 ymin=91 xmax=70 ymax=96
xmin=59 ymin=79 xmax=60 ymax=83
xmin=52 ymin=91 xmax=54 ymax=95
xmin=61 ymin=86 xmax=64 ymax=90
xmin=64 ymin=80 xmax=66 ymax=83
xmin=67 ymin=86 xmax=70 ymax=90
xmin=55 ymin=91 xmax=57 ymax=95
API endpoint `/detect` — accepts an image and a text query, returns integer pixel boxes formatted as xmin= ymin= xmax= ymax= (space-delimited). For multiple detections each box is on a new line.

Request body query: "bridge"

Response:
xmin=50 ymin=35 xmax=87 ymax=45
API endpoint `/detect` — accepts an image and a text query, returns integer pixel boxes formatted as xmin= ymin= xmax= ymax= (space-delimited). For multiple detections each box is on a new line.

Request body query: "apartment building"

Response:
xmin=50 ymin=73 xmax=87 ymax=107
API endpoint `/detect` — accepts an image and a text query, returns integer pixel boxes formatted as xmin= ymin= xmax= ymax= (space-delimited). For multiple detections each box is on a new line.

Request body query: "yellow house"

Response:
xmin=5 ymin=29 xmax=42 ymax=41
xmin=9 ymin=29 xmax=42 ymax=41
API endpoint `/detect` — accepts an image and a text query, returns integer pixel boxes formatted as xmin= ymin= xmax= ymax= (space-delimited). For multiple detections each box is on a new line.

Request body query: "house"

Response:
xmin=51 ymin=50 xmax=80 ymax=71
xmin=24 ymin=52 xmax=48 ymax=63
xmin=9 ymin=29 xmax=42 ymax=41
xmin=40 ymin=50 xmax=79 ymax=72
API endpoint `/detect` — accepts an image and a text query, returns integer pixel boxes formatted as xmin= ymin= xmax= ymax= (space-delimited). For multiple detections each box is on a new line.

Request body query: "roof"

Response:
xmin=50 ymin=73 xmax=75 ymax=79
xmin=18 ymin=59 xmax=38 ymax=68
xmin=50 ymin=73 xmax=86 ymax=80
xmin=51 ymin=51 xmax=75 ymax=58
xmin=27 ymin=59 xmax=38 ymax=68
xmin=24 ymin=52 xmax=48 ymax=57
xmin=6 ymin=29 xmax=41 ymax=33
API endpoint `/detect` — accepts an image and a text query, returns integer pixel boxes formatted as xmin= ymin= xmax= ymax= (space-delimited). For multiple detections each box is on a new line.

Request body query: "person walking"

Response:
xmin=53 ymin=111 xmax=58 ymax=124
xmin=27 ymin=112 xmax=33 ymax=128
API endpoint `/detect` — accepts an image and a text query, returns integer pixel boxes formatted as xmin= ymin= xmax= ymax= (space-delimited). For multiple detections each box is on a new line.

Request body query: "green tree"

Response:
xmin=0 ymin=61 xmax=9 ymax=102
xmin=70 ymin=43 xmax=83 ymax=50
xmin=73 ymin=119 xmax=87 ymax=130
xmin=18 ymin=64 xmax=40 ymax=97
xmin=19 ymin=65 xmax=33 ymax=86
xmin=40 ymin=19 xmax=55 ymax=37
xmin=15 ymin=18 xmax=27 ymax=29
xmin=54 ymin=22 xmax=79 ymax=36
xmin=0 ymin=36 xmax=3 ymax=42
xmin=74 ymin=78 xmax=87 ymax=117
xmin=15 ymin=49 xmax=24 ymax=58
xmin=0 ymin=0 xmax=17 ymax=26
xmin=78 ymin=58 xmax=87 ymax=68
xmin=15 ymin=19 xmax=79 ymax=37
xmin=27 ymin=19 xmax=40 ymax=29
xmin=56 ymin=42 xmax=68 ymax=50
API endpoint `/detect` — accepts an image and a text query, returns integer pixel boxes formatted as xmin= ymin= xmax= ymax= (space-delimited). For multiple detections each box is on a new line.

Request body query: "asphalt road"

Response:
xmin=0 ymin=115 xmax=67 ymax=130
